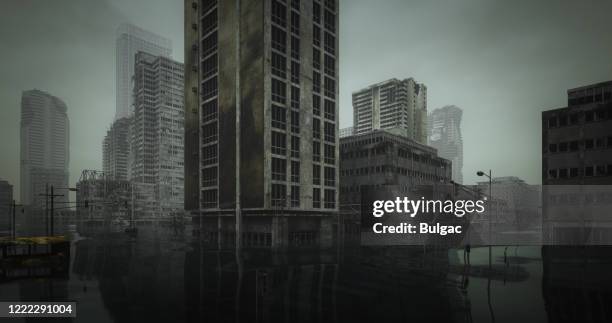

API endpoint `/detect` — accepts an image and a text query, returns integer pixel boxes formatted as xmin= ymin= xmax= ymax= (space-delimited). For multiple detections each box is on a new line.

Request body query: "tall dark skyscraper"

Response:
xmin=20 ymin=89 xmax=70 ymax=208
xmin=130 ymin=52 xmax=185 ymax=218
xmin=185 ymin=0 xmax=339 ymax=248
xmin=428 ymin=105 xmax=463 ymax=184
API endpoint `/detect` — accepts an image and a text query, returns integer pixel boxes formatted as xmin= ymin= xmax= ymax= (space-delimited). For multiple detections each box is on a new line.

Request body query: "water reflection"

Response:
xmin=1 ymin=228 xmax=612 ymax=323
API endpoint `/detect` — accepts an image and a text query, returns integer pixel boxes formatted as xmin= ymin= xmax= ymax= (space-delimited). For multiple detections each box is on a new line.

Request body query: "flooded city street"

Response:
xmin=3 ymin=225 xmax=606 ymax=323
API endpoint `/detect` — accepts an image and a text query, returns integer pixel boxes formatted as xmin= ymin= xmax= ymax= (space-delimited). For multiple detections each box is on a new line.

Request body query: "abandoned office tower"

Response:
xmin=185 ymin=0 xmax=340 ymax=248
xmin=130 ymin=52 xmax=185 ymax=218
xmin=352 ymin=78 xmax=428 ymax=145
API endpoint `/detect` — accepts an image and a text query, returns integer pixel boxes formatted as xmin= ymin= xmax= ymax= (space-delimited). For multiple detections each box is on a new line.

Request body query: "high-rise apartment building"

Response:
xmin=20 ymin=89 xmax=70 ymax=207
xmin=185 ymin=0 xmax=339 ymax=249
xmin=130 ymin=52 xmax=185 ymax=217
xmin=352 ymin=78 xmax=427 ymax=144
xmin=115 ymin=24 xmax=172 ymax=120
xmin=428 ymin=105 xmax=463 ymax=183
xmin=103 ymin=117 xmax=131 ymax=180
xmin=0 ymin=179 xmax=13 ymax=235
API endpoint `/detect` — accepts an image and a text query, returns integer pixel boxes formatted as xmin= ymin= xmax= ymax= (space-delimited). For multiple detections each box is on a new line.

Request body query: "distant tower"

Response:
xmin=428 ymin=105 xmax=463 ymax=183
xmin=103 ymin=117 xmax=131 ymax=180
xmin=130 ymin=51 xmax=184 ymax=217
xmin=115 ymin=24 xmax=172 ymax=120
xmin=352 ymin=78 xmax=427 ymax=144
xmin=20 ymin=89 xmax=70 ymax=207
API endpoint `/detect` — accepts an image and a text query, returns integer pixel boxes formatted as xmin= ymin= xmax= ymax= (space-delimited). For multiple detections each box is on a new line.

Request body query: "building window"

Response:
xmin=569 ymin=141 xmax=578 ymax=151
xmin=291 ymin=0 xmax=300 ymax=10
xmin=313 ymin=94 xmax=320 ymax=115
xmin=202 ymin=166 xmax=217 ymax=187
xmin=558 ymin=142 xmax=568 ymax=152
xmin=272 ymin=184 xmax=286 ymax=207
xmin=324 ymin=76 xmax=335 ymax=98
xmin=313 ymin=164 xmax=320 ymax=185
xmin=324 ymin=189 xmax=335 ymax=208
xmin=201 ymin=189 xmax=217 ymax=209
xmin=548 ymin=143 xmax=557 ymax=153
xmin=324 ymin=166 xmax=335 ymax=186
xmin=291 ymin=86 xmax=300 ymax=109
xmin=324 ymin=0 xmax=335 ymax=12
xmin=291 ymin=61 xmax=300 ymax=84
xmin=585 ymin=111 xmax=594 ymax=122
xmin=271 ymin=52 xmax=286 ymax=78
xmin=313 ymin=141 xmax=321 ymax=162
xmin=569 ymin=168 xmax=579 ymax=178
xmin=585 ymin=138 xmax=594 ymax=149
xmin=272 ymin=78 xmax=286 ymax=103
xmin=291 ymin=11 xmax=300 ymax=35
xmin=559 ymin=168 xmax=568 ymax=178
xmin=202 ymin=8 xmax=217 ymax=35
xmin=324 ymin=121 xmax=335 ymax=142
xmin=202 ymin=53 xmax=218 ymax=79
xmin=313 ymin=24 xmax=321 ymax=47
xmin=271 ymin=0 xmax=287 ymax=27
xmin=202 ymin=76 xmax=218 ymax=100
xmin=291 ymin=161 xmax=300 ymax=183
xmin=324 ymin=144 xmax=335 ymax=164
xmin=291 ymin=136 xmax=300 ymax=158
xmin=324 ymin=99 xmax=335 ymax=120
xmin=202 ymin=122 xmax=218 ymax=144
xmin=596 ymin=165 xmax=606 ymax=176
xmin=313 ymin=188 xmax=320 ymax=208
xmin=201 ymin=31 xmax=218 ymax=58
xmin=291 ymin=110 xmax=300 ymax=133
xmin=313 ymin=118 xmax=321 ymax=139
xmin=272 ymin=25 xmax=287 ymax=53
xmin=549 ymin=116 xmax=559 ymax=127
xmin=324 ymin=10 xmax=335 ymax=32
xmin=324 ymin=54 xmax=334 ymax=76
xmin=202 ymin=99 xmax=217 ymax=122
xmin=585 ymin=166 xmax=594 ymax=177
xmin=291 ymin=36 xmax=300 ymax=60
xmin=548 ymin=169 xmax=557 ymax=179
xmin=272 ymin=131 xmax=286 ymax=155
xmin=202 ymin=144 xmax=218 ymax=166
xmin=272 ymin=157 xmax=287 ymax=181
xmin=313 ymin=47 xmax=320 ymax=70
xmin=272 ymin=105 xmax=286 ymax=130
xmin=313 ymin=1 xmax=321 ymax=22
xmin=313 ymin=71 xmax=320 ymax=93
xmin=291 ymin=186 xmax=300 ymax=207
xmin=324 ymin=32 xmax=335 ymax=55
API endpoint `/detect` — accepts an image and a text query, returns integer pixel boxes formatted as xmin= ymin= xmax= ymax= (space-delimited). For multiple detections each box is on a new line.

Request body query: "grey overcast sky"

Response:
xmin=1 ymin=0 xmax=612 ymax=202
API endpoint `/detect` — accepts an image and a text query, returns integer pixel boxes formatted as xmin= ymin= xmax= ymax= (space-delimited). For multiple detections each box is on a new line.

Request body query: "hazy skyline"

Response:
xmin=1 ymin=0 xmax=612 ymax=202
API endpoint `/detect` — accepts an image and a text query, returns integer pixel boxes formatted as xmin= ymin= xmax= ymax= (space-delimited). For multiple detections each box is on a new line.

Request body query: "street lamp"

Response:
xmin=477 ymin=169 xmax=495 ymax=323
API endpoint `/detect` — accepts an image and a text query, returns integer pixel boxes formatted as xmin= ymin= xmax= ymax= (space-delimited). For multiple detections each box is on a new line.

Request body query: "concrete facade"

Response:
xmin=353 ymin=78 xmax=428 ymax=144
xmin=185 ymin=0 xmax=340 ymax=249
xmin=428 ymin=105 xmax=463 ymax=184
xmin=339 ymin=129 xmax=452 ymax=204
